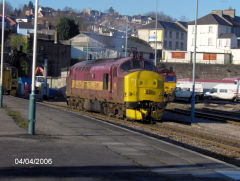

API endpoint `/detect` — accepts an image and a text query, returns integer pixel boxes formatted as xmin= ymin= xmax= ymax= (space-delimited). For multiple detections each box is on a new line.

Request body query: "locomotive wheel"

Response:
xmin=77 ymin=100 xmax=84 ymax=111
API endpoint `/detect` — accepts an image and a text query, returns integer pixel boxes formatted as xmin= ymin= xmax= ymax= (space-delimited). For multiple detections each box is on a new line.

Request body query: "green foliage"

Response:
xmin=56 ymin=17 xmax=79 ymax=40
xmin=28 ymin=1 xmax=34 ymax=9
xmin=7 ymin=110 xmax=28 ymax=129
xmin=8 ymin=34 xmax=29 ymax=53
xmin=7 ymin=34 xmax=31 ymax=77
xmin=19 ymin=56 xmax=30 ymax=77
xmin=128 ymin=37 xmax=151 ymax=47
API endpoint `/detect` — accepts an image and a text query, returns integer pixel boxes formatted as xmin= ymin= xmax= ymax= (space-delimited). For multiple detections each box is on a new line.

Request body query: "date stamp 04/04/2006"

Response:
xmin=14 ymin=158 xmax=53 ymax=165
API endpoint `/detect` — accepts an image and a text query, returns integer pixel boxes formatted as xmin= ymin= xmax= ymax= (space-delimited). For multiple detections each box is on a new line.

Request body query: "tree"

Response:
xmin=0 ymin=1 xmax=13 ymax=15
xmin=144 ymin=11 xmax=176 ymax=22
xmin=128 ymin=37 xmax=151 ymax=47
xmin=7 ymin=34 xmax=29 ymax=53
xmin=28 ymin=1 xmax=34 ymax=9
xmin=7 ymin=35 xmax=31 ymax=77
xmin=107 ymin=7 xmax=114 ymax=14
xmin=180 ymin=16 xmax=188 ymax=22
xmin=56 ymin=17 xmax=79 ymax=40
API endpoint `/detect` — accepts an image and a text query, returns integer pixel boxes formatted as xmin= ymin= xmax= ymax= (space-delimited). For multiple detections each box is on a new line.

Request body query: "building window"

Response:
xmin=164 ymin=30 xmax=167 ymax=38
xmin=169 ymin=41 xmax=172 ymax=49
xmin=176 ymin=32 xmax=179 ymax=39
xmin=180 ymin=42 xmax=184 ymax=50
xmin=208 ymin=38 xmax=213 ymax=46
xmin=192 ymin=38 xmax=195 ymax=46
xmin=237 ymin=40 xmax=240 ymax=48
xmin=176 ymin=42 xmax=179 ymax=49
xmin=169 ymin=31 xmax=172 ymax=39
xmin=181 ymin=33 xmax=184 ymax=40
xmin=209 ymin=26 xmax=213 ymax=33
xmin=164 ymin=41 xmax=167 ymax=48
xmin=219 ymin=39 xmax=222 ymax=47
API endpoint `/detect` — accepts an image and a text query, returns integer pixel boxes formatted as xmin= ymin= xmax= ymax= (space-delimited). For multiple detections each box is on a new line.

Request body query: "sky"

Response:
xmin=5 ymin=0 xmax=240 ymax=21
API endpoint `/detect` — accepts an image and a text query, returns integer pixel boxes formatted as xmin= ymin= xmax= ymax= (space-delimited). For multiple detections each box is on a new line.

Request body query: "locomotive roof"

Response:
xmin=72 ymin=57 xmax=133 ymax=69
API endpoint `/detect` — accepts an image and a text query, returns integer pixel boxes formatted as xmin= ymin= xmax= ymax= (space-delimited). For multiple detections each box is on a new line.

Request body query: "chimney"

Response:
xmin=83 ymin=8 xmax=86 ymax=16
xmin=211 ymin=10 xmax=223 ymax=17
xmin=88 ymin=8 xmax=91 ymax=16
xmin=223 ymin=9 xmax=235 ymax=18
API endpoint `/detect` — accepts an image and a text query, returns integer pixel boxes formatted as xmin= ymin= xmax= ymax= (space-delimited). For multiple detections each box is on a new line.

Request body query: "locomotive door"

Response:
xmin=112 ymin=65 xmax=119 ymax=100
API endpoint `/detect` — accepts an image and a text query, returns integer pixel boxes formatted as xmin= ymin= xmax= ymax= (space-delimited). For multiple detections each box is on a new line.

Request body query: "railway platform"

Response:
xmin=0 ymin=95 xmax=240 ymax=181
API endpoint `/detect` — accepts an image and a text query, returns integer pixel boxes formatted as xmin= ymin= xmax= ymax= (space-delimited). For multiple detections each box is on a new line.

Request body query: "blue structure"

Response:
xmin=17 ymin=22 xmax=34 ymax=36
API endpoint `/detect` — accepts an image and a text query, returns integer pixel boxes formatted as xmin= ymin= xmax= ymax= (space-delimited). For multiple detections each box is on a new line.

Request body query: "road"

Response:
xmin=0 ymin=95 xmax=239 ymax=181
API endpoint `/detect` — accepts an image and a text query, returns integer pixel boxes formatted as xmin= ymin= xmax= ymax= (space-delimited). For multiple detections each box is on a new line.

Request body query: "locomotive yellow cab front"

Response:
xmin=124 ymin=70 xmax=166 ymax=121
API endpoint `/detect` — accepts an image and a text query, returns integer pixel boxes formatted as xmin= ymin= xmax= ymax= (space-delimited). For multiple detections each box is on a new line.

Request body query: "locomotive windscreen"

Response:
xmin=120 ymin=60 xmax=155 ymax=72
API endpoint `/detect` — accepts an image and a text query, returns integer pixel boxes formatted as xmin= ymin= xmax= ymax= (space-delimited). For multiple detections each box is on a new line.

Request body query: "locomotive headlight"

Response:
xmin=129 ymin=92 xmax=133 ymax=96
xmin=153 ymin=81 xmax=156 ymax=85
xmin=139 ymin=81 xmax=143 ymax=85
xmin=144 ymin=89 xmax=150 ymax=94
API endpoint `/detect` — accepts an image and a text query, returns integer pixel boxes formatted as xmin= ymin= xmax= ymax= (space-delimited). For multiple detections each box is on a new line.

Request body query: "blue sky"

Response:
xmin=5 ymin=0 xmax=240 ymax=21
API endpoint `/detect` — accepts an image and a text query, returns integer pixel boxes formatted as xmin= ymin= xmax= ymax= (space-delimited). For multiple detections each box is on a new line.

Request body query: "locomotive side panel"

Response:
xmin=67 ymin=64 xmax=124 ymax=103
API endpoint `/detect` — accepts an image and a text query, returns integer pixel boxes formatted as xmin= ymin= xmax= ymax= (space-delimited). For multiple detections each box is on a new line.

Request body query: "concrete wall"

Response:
xmin=160 ymin=63 xmax=240 ymax=80
xmin=231 ymin=49 xmax=240 ymax=64
xmin=47 ymin=70 xmax=69 ymax=96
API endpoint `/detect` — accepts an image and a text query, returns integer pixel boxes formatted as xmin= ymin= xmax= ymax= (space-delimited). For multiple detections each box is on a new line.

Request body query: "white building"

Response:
xmin=187 ymin=9 xmax=240 ymax=64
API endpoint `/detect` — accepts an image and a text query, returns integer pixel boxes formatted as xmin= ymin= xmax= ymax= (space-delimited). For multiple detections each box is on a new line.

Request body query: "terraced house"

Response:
xmin=137 ymin=21 xmax=188 ymax=52
xmin=187 ymin=9 xmax=240 ymax=64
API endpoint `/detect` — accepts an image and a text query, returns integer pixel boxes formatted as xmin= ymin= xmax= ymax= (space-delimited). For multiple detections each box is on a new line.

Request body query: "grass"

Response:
xmin=5 ymin=107 xmax=28 ymax=129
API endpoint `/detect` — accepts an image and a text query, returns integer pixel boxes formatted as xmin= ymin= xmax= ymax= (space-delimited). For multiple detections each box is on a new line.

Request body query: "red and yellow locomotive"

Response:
xmin=66 ymin=57 xmax=166 ymax=122
xmin=158 ymin=68 xmax=176 ymax=102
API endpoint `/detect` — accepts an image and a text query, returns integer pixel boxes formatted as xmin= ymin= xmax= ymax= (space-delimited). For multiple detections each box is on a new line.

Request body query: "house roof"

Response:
xmin=19 ymin=22 xmax=34 ymax=29
xmin=219 ymin=33 xmax=235 ymax=39
xmin=69 ymin=33 xmax=154 ymax=53
xmin=0 ymin=15 xmax=16 ymax=27
xmin=188 ymin=14 xmax=231 ymax=26
xmin=18 ymin=22 xmax=46 ymax=30
xmin=139 ymin=21 xmax=187 ymax=32
xmin=188 ymin=11 xmax=240 ymax=27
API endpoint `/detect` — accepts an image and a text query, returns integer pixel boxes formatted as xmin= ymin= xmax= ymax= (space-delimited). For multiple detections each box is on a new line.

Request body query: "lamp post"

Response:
xmin=154 ymin=0 xmax=158 ymax=66
xmin=191 ymin=0 xmax=198 ymax=122
xmin=0 ymin=0 xmax=5 ymax=108
xmin=28 ymin=0 xmax=39 ymax=135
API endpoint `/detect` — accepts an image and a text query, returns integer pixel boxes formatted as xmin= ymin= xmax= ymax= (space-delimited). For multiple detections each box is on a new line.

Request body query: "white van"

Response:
xmin=204 ymin=84 xmax=240 ymax=101
xmin=175 ymin=82 xmax=203 ymax=101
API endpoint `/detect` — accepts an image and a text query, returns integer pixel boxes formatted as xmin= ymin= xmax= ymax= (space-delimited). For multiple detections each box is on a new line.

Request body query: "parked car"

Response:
xmin=204 ymin=84 xmax=240 ymax=101
xmin=175 ymin=82 xmax=203 ymax=101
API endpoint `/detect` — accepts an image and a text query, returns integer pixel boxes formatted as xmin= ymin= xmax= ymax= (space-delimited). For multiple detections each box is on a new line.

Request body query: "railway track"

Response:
xmin=41 ymin=100 xmax=240 ymax=166
xmin=166 ymin=108 xmax=240 ymax=126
